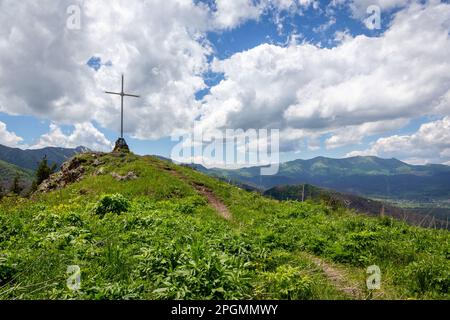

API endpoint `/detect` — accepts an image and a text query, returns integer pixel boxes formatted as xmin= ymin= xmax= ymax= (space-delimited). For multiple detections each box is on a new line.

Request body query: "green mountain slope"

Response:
xmin=201 ymin=156 xmax=450 ymax=204
xmin=0 ymin=153 xmax=448 ymax=300
xmin=0 ymin=159 xmax=33 ymax=194
xmin=0 ymin=144 xmax=88 ymax=171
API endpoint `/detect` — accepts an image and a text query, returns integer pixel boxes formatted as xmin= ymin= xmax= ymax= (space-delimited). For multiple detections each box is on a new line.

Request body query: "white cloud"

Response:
xmin=199 ymin=1 xmax=450 ymax=155
xmin=0 ymin=121 xmax=23 ymax=147
xmin=325 ymin=119 xmax=409 ymax=149
xmin=0 ymin=0 xmax=319 ymax=142
xmin=32 ymin=122 xmax=113 ymax=152
xmin=347 ymin=117 xmax=450 ymax=164
xmin=0 ymin=0 xmax=213 ymax=140
xmin=213 ymin=0 xmax=265 ymax=29
xmin=211 ymin=0 xmax=319 ymax=29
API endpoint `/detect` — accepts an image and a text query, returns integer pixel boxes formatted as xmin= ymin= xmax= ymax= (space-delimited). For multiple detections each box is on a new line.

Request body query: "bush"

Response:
xmin=261 ymin=265 xmax=314 ymax=300
xmin=137 ymin=241 xmax=252 ymax=299
xmin=404 ymin=257 xmax=450 ymax=296
xmin=94 ymin=194 xmax=130 ymax=217
xmin=174 ymin=195 xmax=207 ymax=215
xmin=326 ymin=231 xmax=381 ymax=265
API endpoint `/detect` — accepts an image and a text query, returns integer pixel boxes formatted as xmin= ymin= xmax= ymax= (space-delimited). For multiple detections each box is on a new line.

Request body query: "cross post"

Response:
xmin=105 ymin=74 xmax=140 ymax=139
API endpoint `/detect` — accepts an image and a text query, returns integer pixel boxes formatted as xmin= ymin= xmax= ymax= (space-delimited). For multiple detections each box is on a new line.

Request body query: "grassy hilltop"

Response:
xmin=0 ymin=152 xmax=448 ymax=300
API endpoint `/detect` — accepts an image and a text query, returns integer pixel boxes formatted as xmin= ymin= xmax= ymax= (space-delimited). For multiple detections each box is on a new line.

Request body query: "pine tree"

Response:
xmin=35 ymin=155 xmax=56 ymax=186
xmin=30 ymin=180 xmax=38 ymax=193
xmin=11 ymin=173 xmax=23 ymax=195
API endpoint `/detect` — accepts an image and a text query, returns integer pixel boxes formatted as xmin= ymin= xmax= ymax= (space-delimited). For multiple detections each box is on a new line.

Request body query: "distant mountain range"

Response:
xmin=0 ymin=144 xmax=88 ymax=194
xmin=0 ymin=144 xmax=88 ymax=171
xmin=197 ymin=156 xmax=450 ymax=202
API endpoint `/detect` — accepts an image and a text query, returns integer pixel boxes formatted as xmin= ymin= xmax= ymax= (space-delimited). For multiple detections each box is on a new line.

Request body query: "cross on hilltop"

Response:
xmin=105 ymin=74 xmax=140 ymax=152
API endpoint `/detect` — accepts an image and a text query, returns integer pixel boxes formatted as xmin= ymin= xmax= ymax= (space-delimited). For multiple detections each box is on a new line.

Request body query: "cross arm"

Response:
xmin=105 ymin=91 xmax=122 ymax=96
xmin=124 ymin=94 xmax=140 ymax=98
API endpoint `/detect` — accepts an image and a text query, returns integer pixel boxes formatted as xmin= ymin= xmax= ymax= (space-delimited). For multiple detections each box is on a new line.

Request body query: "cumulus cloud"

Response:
xmin=199 ymin=1 xmax=450 ymax=157
xmin=0 ymin=0 xmax=319 ymax=151
xmin=347 ymin=117 xmax=450 ymax=164
xmin=325 ymin=119 xmax=409 ymax=149
xmin=211 ymin=0 xmax=319 ymax=29
xmin=32 ymin=122 xmax=113 ymax=152
xmin=0 ymin=0 xmax=317 ymax=144
xmin=0 ymin=121 xmax=24 ymax=147
xmin=213 ymin=0 xmax=265 ymax=29
xmin=0 ymin=0 xmax=213 ymax=141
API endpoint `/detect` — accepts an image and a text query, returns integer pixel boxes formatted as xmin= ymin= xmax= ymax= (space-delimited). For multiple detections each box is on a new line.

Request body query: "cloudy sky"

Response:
xmin=0 ymin=0 xmax=449 ymax=165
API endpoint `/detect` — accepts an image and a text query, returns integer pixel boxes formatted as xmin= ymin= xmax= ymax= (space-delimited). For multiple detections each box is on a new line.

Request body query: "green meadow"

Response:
xmin=0 ymin=153 xmax=448 ymax=300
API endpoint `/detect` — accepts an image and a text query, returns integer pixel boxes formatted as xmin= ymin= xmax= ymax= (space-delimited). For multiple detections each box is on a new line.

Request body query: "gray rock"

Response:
xmin=111 ymin=171 xmax=138 ymax=181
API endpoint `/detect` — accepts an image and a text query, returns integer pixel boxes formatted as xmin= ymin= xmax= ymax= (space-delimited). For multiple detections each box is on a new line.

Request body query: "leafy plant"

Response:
xmin=404 ymin=257 xmax=450 ymax=295
xmin=94 ymin=194 xmax=130 ymax=217
xmin=261 ymin=265 xmax=313 ymax=300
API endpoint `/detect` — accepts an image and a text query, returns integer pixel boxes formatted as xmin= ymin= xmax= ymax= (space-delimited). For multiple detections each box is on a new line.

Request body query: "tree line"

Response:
xmin=0 ymin=156 xmax=56 ymax=198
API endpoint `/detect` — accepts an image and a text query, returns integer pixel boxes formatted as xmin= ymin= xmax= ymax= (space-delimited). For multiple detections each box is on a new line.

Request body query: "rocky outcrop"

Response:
xmin=36 ymin=152 xmax=138 ymax=193
xmin=38 ymin=156 xmax=87 ymax=193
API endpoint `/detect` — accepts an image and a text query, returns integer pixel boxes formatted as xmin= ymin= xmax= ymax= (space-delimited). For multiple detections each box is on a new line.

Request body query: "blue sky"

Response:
xmin=1 ymin=0 xmax=450 ymax=165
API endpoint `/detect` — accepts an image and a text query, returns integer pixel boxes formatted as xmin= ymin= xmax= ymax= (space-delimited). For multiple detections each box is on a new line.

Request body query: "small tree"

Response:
xmin=11 ymin=173 xmax=23 ymax=195
xmin=35 ymin=155 xmax=56 ymax=186
xmin=30 ymin=180 xmax=38 ymax=193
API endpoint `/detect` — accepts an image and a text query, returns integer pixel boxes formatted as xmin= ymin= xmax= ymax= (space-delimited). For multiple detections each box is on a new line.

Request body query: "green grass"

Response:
xmin=0 ymin=153 xmax=448 ymax=300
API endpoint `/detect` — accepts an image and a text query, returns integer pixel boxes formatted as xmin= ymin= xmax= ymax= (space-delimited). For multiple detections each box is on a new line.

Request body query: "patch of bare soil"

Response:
xmin=308 ymin=255 xmax=364 ymax=299
xmin=191 ymin=182 xmax=232 ymax=220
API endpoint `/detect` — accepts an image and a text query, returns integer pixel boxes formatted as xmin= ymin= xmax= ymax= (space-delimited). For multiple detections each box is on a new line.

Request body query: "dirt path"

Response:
xmin=156 ymin=162 xmax=233 ymax=220
xmin=307 ymin=254 xmax=364 ymax=299
xmin=191 ymin=182 xmax=232 ymax=220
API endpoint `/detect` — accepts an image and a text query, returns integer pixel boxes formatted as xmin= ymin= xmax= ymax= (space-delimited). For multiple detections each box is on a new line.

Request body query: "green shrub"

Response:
xmin=326 ymin=231 xmax=380 ymax=265
xmin=174 ymin=195 xmax=207 ymax=215
xmin=404 ymin=257 xmax=450 ymax=296
xmin=305 ymin=235 xmax=331 ymax=255
xmin=137 ymin=241 xmax=252 ymax=300
xmin=261 ymin=265 xmax=314 ymax=300
xmin=94 ymin=194 xmax=130 ymax=217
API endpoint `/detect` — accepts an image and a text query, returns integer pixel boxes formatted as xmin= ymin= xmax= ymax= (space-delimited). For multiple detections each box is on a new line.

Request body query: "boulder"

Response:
xmin=111 ymin=171 xmax=138 ymax=181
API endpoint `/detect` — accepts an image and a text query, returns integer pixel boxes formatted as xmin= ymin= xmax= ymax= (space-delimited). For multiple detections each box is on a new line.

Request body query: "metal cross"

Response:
xmin=105 ymin=74 xmax=140 ymax=139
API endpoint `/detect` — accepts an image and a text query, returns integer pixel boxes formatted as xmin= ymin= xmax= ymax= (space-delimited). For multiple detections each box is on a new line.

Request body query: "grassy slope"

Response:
xmin=0 ymin=153 xmax=448 ymax=300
